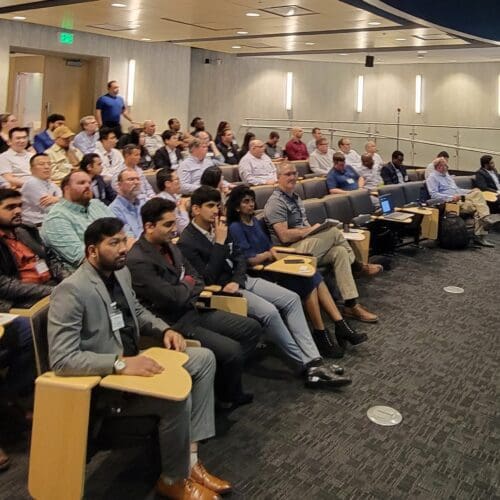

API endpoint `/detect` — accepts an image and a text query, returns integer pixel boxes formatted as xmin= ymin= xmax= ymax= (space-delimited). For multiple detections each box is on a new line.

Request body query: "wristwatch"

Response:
xmin=113 ymin=357 xmax=126 ymax=374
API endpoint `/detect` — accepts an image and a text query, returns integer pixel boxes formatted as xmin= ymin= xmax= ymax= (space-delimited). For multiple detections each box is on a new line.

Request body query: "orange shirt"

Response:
xmin=0 ymin=230 xmax=51 ymax=284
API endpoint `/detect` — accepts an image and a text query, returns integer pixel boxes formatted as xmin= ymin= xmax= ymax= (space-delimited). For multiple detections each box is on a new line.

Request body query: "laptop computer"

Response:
xmin=379 ymin=193 xmax=413 ymax=221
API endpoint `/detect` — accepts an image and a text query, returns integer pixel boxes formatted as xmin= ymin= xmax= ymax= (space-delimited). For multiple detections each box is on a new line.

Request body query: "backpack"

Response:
xmin=369 ymin=224 xmax=398 ymax=255
xmin=438 ymin=213 xmax=469 ymax=249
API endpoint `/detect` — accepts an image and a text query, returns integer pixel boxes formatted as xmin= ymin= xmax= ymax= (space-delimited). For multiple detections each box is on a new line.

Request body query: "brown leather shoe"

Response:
xmin=190 ymin=461 xmax=232 ymax=495
xmin=155 ymin=478 xmax=220 ymax=500
xmin=343 ymin=303 xmax=378 ymax=323
xmin=359 ymin=263 xmax=383 ymax=277
xmin=0 ymin=448 xmax=10 ymax=472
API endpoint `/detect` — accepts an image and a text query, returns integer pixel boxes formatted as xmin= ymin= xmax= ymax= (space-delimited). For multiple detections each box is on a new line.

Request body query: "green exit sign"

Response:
xmin=59 ymin=32 xmax=74 ymax=45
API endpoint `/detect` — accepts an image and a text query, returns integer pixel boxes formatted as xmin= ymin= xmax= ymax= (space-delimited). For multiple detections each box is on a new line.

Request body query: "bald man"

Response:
xmin=285 ymin=127 xmax=308 ymax=161
xmin=238 ymin=139 xmax=277 ymax=185
xmin=365 ymin=141 xmax=384 ymax=169
xmin=143 ymin=120 xmax=163 ymax=156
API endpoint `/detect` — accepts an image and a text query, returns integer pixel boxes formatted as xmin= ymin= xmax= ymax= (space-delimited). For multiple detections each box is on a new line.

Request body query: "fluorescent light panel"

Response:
xmin=127 ymin=59 xmax=136 ymax=106
xmin=415 ymin=74 xmax=422 ymax=114
xmin=356 ymin=75 xmax=364 ymax=113
xmin=285 ymin=72 xmax=293 ymax=111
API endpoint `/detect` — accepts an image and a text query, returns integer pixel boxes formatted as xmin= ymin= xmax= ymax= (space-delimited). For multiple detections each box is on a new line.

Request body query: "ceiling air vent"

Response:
xmin=260 ymin=5 xmax=317 ymax=17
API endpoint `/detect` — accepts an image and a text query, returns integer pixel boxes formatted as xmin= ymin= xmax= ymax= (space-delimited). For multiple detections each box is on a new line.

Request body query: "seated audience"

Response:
xmin=427 ymin=159 xmax=499 ymax=247
xmin=178 ymin=139 xmax=217 ymax=194
xmin=190 ymin=116 xmax=208 ymax=137
xmin=327 ymin=152 xmax=364 ymax=194
xmin=21 ymin=153 xmax=61 ymax=225
xmin=239 ymin=132 xmax=255 ymax=158
xmin=475 ymin=155 xmax=500 ymax=212
xmin=265 ymin=131 xmax=284 ymax=160
xmin=227 ymin=186 xmax=367 ymax=358
xmin=381 ymin=150 xmax=408 ymax=185
xmin=425 ymin=151 xmax=450 ymax=179
xmin=80 ymin=153 xmax=116 ymax=205
xmin=217 ymin=129 xmax=240 ymax=165
xmin=214 ymin=121 xmax=230 ymax=144
xmin=307 ymin=127 xmax=323 ymax=155
xmin=359 ymin=154 xmax=383 ymax=205
xmin=33 ymin=114 xmax=65 ymax=153
xmin=95 ymin=127 xmax=125 ymax=179
xmin=365 ymin=141 xmax=384 ymax=169
xmin=200 ymin=166 xmax=229 ymax=209
xmin=285 ymin=127 xmax=308 ymax=161
xmin=143 ymin=120 xmax=163 ymax=156
xmin=194 ymin=131 xmax=224 ymax=165
xmin=168 ymin=117 xmax=190 ymax=146
xmin=156 ymin=169 xmax=190 ymax=234
xmin=112 ymin=144 xmax=155 ymax=200
xmin=337 ymin=137 xmax=361 ymax=172
xmin=308 ymin=138 xmax=334 ymax=175
xmin=127 ymin=198 xmax=261 ymax=406
xmin=0 ymin=113 xmax=18 ymax=154
xmin=238 ymin=140 xmax=277 ymax=185
xmin=109 ymin=169 xmax=144 ymax=239
xmin=153 ymin=130 xmax=182 ymax=170
xmin=0 ymin=127 xmax=33 ymax=187
xmin=129 ymin=128 xmax=153 ymax=170
xmin=48 ymin=217 xmax=228 ymax=499
xmin=73 ymin=115 xmax=99 ymax=154
xmin=178 ymin=186 xmax=351 ymax=388
xmin=41 ymin=171 xmax=113 ymax=271
xmin=263 ymin=162 xmax=379 ymax=323
xmin=46 ymin=126 xmax=83 ymax=181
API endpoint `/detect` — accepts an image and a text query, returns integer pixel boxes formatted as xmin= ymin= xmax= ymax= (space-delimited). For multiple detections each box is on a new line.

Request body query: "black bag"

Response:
xmin=438 ymin=213 xmax=469 ymax=249
xmin=369 ymin=224 xmax=398 ymax=255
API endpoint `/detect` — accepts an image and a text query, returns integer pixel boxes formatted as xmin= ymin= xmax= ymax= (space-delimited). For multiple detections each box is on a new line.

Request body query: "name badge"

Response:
xmin=207 ymin=152 xmax=214 ymax=158
xmin=35 ymin=259 xmax=49 ymax=274
xmin=347 ymin=178 xmax=355 ymax=184
xmin=227 ymin=151 xmax=234 ymax=158
xmin=109 ymin=302 xmax=125 ymax=331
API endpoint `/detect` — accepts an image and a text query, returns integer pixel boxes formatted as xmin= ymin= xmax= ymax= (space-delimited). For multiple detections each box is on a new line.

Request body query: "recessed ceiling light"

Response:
xmin=237 ymin=31 xmax=248 ymax=35
xmin=232 ymin=45 xmax=241 ymax=49
xmin=141 ymin=38 xmax=151 ymax=41
xmin=305 ymin=42 xmax=315 ymax=46
xmin=396 ymin=38 xmax=406 ymax=41
xmin=368 ymin=21 xmax=381 ymax=26
xmin=246 ymin=12 xmax=260 ymax=17
xmin=340 ymin=53 xmax=348 ymax=56
xmin=13 ymin=16 xmax=26 ymax=20
xmin=418 ymin=50 xmax=428 ymax=54
xmin=111 ymin=3 xmax=126 ymax=7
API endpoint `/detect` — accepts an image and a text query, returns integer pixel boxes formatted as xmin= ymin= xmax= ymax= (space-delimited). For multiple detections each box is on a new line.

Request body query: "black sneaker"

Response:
xmin=334 ymin=320 xmax=368 ymax=348
xmin=312 ymin=329 xmax=344 ymax=359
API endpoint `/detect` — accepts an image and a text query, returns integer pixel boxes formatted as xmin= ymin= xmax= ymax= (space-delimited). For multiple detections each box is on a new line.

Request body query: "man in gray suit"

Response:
xmin=48 ymin=217 xmax=230 ymax=500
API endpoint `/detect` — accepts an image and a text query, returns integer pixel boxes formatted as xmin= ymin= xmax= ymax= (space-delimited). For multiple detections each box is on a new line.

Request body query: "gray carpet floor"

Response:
xmin=1 ymin=234 xmax=499 ymax=500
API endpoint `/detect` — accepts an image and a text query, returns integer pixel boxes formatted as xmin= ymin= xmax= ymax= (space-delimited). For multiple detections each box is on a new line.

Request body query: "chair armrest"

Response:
xmin=272 ymin=246 xmax=314 ymax=257
xmin=36 ymin=371 xmax=102 ymax=391
xmin=10 ymin=295 xmax=50 ymax=318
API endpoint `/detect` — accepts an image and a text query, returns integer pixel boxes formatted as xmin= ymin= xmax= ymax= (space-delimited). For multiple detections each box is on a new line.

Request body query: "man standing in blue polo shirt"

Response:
xmin=327 ymin=152 xmax=364 ymax=194
xmin=95 ymin=81 xmax=134 ymax=138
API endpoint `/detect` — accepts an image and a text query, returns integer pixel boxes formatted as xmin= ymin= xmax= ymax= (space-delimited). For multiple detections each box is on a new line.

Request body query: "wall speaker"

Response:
xmin=365 ymin=55 xmax=374 ymax=68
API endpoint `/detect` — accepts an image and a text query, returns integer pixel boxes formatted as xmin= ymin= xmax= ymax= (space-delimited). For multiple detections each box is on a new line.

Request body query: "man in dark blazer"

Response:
xmin=48 ymin=217 xmax=230 ymax=499
xmin=475 ymin=155 xmax=500 ymax=212
xmin=126 ymin=197 xmax=260 ymax=407
xmin=381 ymin=150 xmax=408 ymax=185
xmin=153 ymin=130 xmax=183 ymax=170
xmin=178 ymin=186 xmax=351 ymax=389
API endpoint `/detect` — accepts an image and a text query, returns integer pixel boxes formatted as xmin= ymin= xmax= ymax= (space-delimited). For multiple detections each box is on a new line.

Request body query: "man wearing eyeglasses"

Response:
xmin=264 ymin=162 xmax=380 ymax=323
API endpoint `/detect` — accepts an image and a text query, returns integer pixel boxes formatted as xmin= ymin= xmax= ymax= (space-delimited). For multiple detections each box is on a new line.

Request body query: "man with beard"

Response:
xmin=41 ymin=171 xmax=113 ymax=272
xmin=48 ymin=217 xmax=227 ymax=499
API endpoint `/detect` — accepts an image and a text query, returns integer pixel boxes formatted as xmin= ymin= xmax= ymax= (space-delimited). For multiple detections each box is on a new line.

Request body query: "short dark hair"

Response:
xmin=269 ymin=131 xmax=280 ymax=140
xmin=190 ymin=116 xmax=202 ymax=128
xmin=80 ymin=153 xmax=100 ymax=172
xmin=107 ymin=80 xmax=117 ymax=89
xmin=312 ymin=127 xmax=321 ymax=134
xmin=99 ymin=127 xmax=116 ymax=142
xmin=200 ymin=166 xmax=222 ymax=189
xmin=437 ymin=151 xmax=449 ymax=159
xmin=161 ymin=129 xmax=177 ymax=142
xmin=30 ymin=153 xmax=49 ymax=168
xmin=0 ymin=188 xmax=21 ymax=204
xmin=8 ymin=127 xmax=29 ymax=140
xmin=480 ymin=155 xmax=493 ymax=168
xmin=392 ymin=150 xmax=404 ymax=160
xmin=226 ymin=185 xmax=255 ymax=225
xmin=122 ymin=143 xmax=140 ymax=157
xmin=140 ymin=198 xmax=177 ymax=226
xmin=156 ymin=168 xmax=176 ymax=191
xmin=167 ymin=118 xmax=177 ymax=128
xmin=333 ymin=152 xmax=345 ymax=163
xmin=129 ymin=128 xmax=144 ymax=146
xmin=84 ymin=217 xmax=124 ymax=251
xmin=46 ymin=113 xmax=65 ymax=128
xmin=191 ymin=186 xmax=221 ymax=207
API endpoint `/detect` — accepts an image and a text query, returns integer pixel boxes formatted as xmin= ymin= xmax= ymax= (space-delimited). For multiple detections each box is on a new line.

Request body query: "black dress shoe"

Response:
xmin=334 ymin=320 xmax=368 ymax=348
xmin=306 ymin=358 xmax=344 ymax=375
xmin=305 ymin=366 xmax=352 ymax=389
xmin=312 ymin=329 xmax=344 ymax=358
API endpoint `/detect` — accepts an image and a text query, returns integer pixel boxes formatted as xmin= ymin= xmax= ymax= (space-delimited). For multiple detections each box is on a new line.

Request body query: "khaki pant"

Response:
xmin=291 ymin=227 xmax=358 ymax=301
xmin=459 ymin=190 xmax=490 ymax=235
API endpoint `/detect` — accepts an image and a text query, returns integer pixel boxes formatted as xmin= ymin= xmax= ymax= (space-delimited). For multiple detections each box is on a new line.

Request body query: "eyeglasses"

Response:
xmin=280 ymin=171 xmax=298 ymax=177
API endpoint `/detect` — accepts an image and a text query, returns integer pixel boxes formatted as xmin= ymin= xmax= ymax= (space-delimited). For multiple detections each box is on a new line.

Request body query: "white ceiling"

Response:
xmin=0 ymin=0 xmax=496 ymax=64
